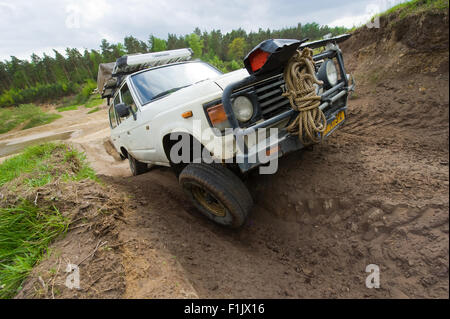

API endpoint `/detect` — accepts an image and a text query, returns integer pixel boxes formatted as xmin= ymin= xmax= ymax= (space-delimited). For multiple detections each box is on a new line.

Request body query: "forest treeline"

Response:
xmin=0 ymin=22 xmax=348 ymax=107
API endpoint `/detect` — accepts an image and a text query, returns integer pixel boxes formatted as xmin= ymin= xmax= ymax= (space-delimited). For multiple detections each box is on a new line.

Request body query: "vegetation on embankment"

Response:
xmin=377 ymin=0 xmax=449 ymax=19
xmin=0 ymin=143 xmax=97 ymax=299
xmin=342 ymin=0 xmax=448 ymax=85
xmin=1 ymin=78 xmax=98 ymax=109
xmin=0 ymin=104 xmax=62 ymax=134
xmin=56 ymin=87 xmax=103 ymax=113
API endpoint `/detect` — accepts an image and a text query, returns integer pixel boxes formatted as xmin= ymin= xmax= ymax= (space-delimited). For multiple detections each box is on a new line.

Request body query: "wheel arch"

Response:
xmin=120 ymin=146 xmax=129 ymax=159
xmin=162 ymin=132 xmax=206 ymax=176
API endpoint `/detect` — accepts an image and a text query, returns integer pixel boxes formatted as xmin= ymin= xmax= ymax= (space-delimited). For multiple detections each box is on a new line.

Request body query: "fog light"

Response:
xmin=318 ymin=59 xmax=338 ymax=88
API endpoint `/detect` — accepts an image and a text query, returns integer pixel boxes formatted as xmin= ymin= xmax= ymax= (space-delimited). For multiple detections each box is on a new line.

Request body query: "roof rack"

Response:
xmin=99 ymin=48 xmax=193 ymax=99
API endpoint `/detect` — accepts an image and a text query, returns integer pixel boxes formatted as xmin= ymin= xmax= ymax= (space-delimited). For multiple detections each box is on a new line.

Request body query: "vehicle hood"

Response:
xmin=213 ymin=68 xmax=249 ymax=90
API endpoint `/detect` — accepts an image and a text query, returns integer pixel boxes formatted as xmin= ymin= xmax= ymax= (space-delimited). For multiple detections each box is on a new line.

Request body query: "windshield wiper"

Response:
xmin=151 ymin=85 xmax=190 ymax=101
xmin=149 ymin=79 xmax=211 ymax=102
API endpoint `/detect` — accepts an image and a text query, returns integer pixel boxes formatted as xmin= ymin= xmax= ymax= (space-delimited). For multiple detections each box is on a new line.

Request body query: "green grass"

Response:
xmin=22 ymin=113 xmax=61 ymax=130
xmin=87 ymin=107 xmax=100 ymax=114
xmin=59 ymin=80 xmax=97 ymax=108
xmin=0 ymin=143 xmax=61 ymax=186
xmin=57 ymin=91 xmax=103 ymax=113
xmin=376 ymin=0 xmax=448 ymax=20
xmin=0 ymin=143 xmax=97 ymax=187
xmin=84 ymin=95 xmax=103 ymax=109
xmin=0 ymin=202 xmax=68 ymax=299
xmin=0 ymin=104 xmax=62 ymax=134
xmin=0 ymin=143 xmax=97 ymax=298
xmin=56 ymin=105 xmax=78 ymax=112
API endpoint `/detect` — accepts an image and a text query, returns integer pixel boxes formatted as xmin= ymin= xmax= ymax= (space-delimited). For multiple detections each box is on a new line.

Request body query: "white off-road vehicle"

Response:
xmin=100 ymin=35 xmax=354 ymax=228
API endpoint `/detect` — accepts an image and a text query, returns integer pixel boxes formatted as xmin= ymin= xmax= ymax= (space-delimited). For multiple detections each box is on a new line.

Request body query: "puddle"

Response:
xmin=0 ymin=131 xmax=74 ymax=157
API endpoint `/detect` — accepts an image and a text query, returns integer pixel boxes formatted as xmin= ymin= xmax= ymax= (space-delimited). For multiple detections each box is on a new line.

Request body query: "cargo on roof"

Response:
xmin=98 ymin=48 xmax=194 ymax=99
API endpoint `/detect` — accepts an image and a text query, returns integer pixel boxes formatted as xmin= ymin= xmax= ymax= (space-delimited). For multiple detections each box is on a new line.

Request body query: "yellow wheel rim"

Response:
xmin=190 ymin=184 xmax=227 ymax=217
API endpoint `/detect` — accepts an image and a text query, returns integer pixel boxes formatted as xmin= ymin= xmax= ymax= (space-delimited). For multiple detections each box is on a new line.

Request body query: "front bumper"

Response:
xmin=222 ymin=42 xmax=354 ymax=173
xmin=235 ymin=105 xmax=348 ymax=172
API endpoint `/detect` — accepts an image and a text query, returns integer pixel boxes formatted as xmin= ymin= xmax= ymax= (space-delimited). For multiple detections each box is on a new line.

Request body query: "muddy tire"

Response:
xmin=179 ymin=163 xmax=253 ymax=228
xmin=128 ymin=155 xmax=148 ymax=176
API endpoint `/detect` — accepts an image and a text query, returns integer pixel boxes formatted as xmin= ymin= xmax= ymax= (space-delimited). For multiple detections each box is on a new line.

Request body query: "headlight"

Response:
xmin=232 ymin=96 xmax=254 ymax=122
xmin=318 ymin=59 xmax=338 ymax=88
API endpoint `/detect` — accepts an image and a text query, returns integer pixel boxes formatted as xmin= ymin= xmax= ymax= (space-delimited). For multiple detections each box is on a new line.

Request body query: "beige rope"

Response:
xmin=282 ymin=48 xmax=326 ymax=145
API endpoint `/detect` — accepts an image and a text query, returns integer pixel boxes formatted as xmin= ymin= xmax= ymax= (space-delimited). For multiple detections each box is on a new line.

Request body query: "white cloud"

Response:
xmin=329 ymin=14 xmax=372 ymax=28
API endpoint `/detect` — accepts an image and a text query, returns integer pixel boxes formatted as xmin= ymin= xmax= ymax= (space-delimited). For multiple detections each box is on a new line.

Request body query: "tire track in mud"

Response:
xmin=111 ymin=69 xmax=448 ymax=297
xmin=100 ymin=114 xmax=448 ymax=298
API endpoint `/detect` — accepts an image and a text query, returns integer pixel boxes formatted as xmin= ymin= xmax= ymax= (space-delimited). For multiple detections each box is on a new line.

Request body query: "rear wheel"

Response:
xmin=179 ymin=163 xmax=253 ymax=228
xmin=128 ymin=155 xmax=149 ymax=176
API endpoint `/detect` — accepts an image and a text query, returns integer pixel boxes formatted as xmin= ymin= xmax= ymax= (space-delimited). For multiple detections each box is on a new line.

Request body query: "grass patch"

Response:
xmin=0 ymin=104 xmax=61 ymax=134
xmin=0 ymin=143 xmax=61 ymax=186
xmin=0 ymin=202 xmax=68 ymax=299
xmin=22 ymin=113 xmax=61 ymax=130
xmin=0 ymin=143 xmax=97 ymax=187
xmin=0 ymin=143 xmax=97 ymax=298
xmin=376 ymin=0 xmax=449 ymax=20
xmin=87 ymin=107 xmax=100 ymax=114
xmin=56 ymin=105 xmax=78 ymax=112
xmin=84 ymin=95 xmax=103 ymax=109
xmin=60 ymin=80 xmax=97 ymax=108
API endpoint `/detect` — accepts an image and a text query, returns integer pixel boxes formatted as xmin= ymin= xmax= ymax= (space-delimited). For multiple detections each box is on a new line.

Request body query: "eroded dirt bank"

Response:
xmin=6 ymin=8 xmax=449 ymax=299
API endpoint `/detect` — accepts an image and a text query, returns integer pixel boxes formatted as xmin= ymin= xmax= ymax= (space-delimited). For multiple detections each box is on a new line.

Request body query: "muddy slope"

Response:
xmin=99 ymin=8 xmax=448 ymax=298
xmin=101 ymin=8 xmax=448 ymax=298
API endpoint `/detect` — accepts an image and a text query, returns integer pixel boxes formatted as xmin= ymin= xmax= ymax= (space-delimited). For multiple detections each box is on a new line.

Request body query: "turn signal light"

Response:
xmin=207 ymin=104 xmax=227 ymax=125
xmin=248 ymin=49 xmax=270 ymax=72
xmin=182 ymin=111 xmax=193 ymax=118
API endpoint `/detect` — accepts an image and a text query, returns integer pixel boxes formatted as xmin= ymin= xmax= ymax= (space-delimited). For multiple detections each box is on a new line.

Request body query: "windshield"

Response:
xmin=130 ymin=62 xmax=222 ymax=105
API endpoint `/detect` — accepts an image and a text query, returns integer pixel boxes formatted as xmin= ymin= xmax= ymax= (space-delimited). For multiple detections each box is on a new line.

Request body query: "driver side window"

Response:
xmin=121 ymin=83 xmax=137 ymax=116
xmin=113 ymin=93 xmax=124 ymax=124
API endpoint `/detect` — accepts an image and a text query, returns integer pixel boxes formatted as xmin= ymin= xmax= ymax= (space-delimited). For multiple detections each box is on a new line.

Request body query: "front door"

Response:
xmin=114 ymin=82 xmax=140 ymax=155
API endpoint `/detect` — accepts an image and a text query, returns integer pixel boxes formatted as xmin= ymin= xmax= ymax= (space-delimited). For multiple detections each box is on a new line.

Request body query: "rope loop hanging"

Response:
xmin=282 ymin=48 xmax=327 ymax=145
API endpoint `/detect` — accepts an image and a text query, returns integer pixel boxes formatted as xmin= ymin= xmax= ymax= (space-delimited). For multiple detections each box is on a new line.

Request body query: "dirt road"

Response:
xmin=5 ymin=9 xmax=449 ymax=299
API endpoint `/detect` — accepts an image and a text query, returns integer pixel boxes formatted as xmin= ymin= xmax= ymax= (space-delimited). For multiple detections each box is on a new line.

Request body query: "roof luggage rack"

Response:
xmin=99 ymin=48 xmax=193 ymax=100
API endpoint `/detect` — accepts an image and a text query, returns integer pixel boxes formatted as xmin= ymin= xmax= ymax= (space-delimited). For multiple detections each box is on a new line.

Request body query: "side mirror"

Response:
xmin=115 ymin=103 xmax=130 ymax=118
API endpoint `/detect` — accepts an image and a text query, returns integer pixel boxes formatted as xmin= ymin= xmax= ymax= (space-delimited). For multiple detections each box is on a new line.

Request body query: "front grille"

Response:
xmin=254 ymin=75 xmax=291 ymax=119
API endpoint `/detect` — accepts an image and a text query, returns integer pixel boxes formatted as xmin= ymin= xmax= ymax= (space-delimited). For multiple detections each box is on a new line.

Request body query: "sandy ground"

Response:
xmin=4 ymin=9 xmax=449 ymax=299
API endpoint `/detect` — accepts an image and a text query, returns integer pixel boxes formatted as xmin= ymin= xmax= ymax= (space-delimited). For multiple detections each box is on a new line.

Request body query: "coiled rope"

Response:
xmin=282 ymin=48 xmax=327 ymax=145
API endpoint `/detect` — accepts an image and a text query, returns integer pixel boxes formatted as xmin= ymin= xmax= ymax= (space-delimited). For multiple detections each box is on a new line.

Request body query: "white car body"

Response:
xmin=109 ymin=62 xmax=248 ymax=166
xmin=108 ymin=38 xmax=353 ymax=173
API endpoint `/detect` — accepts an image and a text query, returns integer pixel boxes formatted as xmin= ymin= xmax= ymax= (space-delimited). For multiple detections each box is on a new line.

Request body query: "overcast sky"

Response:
xmin=0 ymin=0 xmax=406 ymax=61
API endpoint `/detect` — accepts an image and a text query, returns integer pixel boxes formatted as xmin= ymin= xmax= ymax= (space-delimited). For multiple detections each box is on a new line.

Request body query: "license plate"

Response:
xmin=323 ymin=111 xmax=345 ymax=136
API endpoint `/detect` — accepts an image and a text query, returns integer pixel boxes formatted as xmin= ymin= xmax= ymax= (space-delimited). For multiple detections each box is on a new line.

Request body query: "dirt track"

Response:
xmin=4 ymin=9 xmax=449 ymax=299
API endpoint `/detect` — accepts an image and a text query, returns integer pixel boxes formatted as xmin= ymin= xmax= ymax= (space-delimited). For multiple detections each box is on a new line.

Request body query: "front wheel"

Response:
xmin=179 ymin=163 xmax=253 ymax=228
xmin=128 ymin=154 xmax=149 ymax=176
